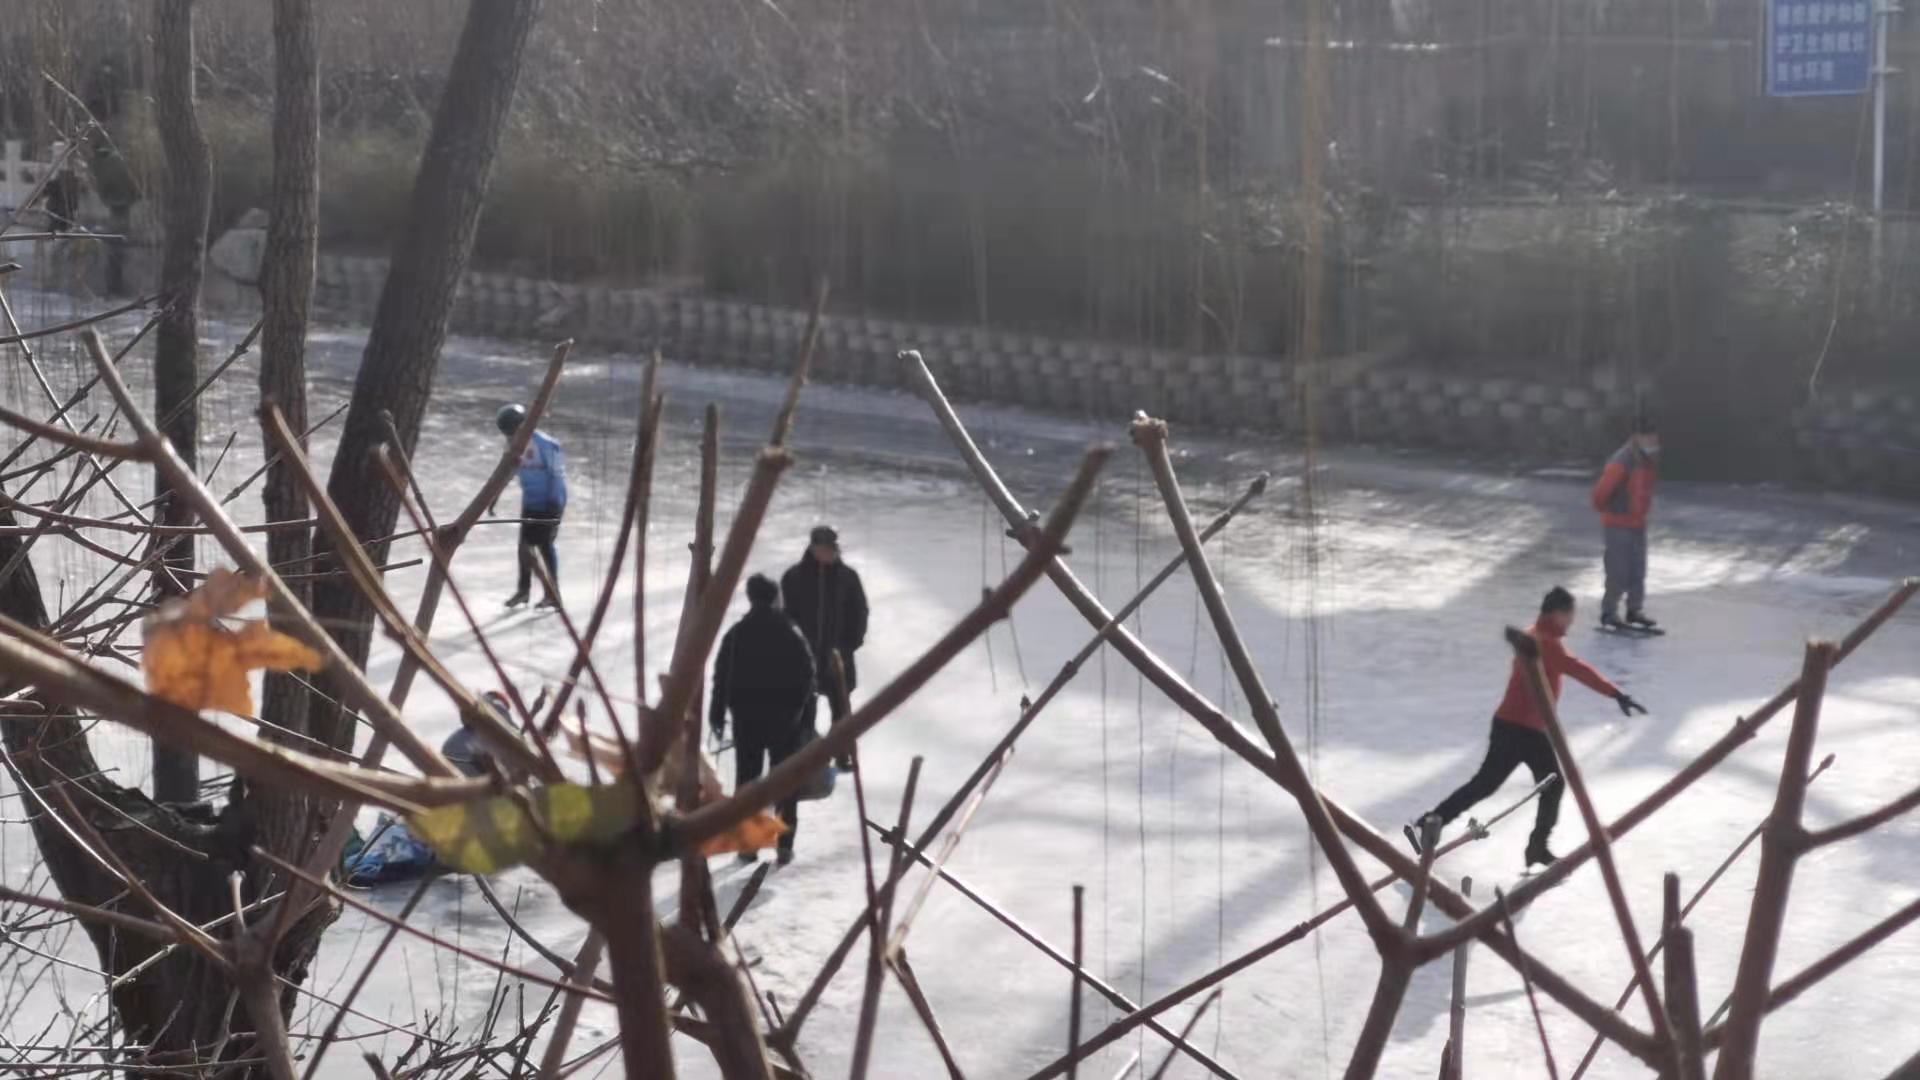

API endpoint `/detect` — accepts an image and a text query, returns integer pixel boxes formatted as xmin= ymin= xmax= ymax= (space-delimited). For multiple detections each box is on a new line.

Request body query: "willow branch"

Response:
xmin=1144 ymin=991 xmax=1222 ymax=1080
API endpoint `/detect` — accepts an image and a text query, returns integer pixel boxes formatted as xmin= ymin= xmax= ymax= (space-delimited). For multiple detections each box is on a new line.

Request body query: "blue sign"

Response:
xmin=1767 ymin=0 xmax=1874 ymax=97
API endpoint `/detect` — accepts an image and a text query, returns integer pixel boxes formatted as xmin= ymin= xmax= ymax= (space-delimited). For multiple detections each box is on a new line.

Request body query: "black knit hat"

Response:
xmin=809 ymin=525 xmax=839 ymax=549
xmin=746 ymin=573 xmax=779 ymax=607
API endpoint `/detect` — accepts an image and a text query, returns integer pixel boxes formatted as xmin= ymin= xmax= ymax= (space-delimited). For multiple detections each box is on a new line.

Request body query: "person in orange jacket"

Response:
xmin=1409 ymin=587 xmax=1646 ymax=868
xmin=1590 ymin=416 xmax=1661 ymax=630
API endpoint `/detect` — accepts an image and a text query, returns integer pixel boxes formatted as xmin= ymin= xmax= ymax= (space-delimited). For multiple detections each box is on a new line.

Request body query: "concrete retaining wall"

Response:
xmin=308 ymin=253 xmax=1917 ymax=498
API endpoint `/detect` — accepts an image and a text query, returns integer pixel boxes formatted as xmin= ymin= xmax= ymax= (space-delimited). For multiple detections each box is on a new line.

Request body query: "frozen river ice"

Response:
xmin=2 ymin=290 xmax=1917 ymax=1078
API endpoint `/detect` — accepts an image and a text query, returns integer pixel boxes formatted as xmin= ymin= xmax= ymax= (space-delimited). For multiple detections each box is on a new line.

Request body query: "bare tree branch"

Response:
xmin=1714 ymin=640 xmax=1836 ymax=1079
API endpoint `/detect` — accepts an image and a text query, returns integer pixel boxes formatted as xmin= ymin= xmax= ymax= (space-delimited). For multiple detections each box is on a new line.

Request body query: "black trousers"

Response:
xmin=516 ymin=511 xmax=561 ymax=596
xmin=1429 ymin=719 xmax=1564 ymax=848
xmin=736 ymin=724 xmax=800 ymax=851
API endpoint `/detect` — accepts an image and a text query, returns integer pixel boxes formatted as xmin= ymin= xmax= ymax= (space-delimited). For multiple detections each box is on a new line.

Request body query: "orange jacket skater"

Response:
xmin=1590 ymin=416 xmax=1661 ymax=629
xmin=1409 ymin=587 xmax=1647 ymax=869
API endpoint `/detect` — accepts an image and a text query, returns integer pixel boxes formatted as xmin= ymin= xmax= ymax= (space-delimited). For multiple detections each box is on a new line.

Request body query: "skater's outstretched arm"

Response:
xmin=1543 ymin=635 xmax=1645 ymax=715
xmin=1543 ymin=635 xmax=1620 ymax=698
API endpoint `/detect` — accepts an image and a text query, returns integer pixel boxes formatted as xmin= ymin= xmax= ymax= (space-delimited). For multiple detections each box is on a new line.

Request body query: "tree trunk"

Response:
xmin=304 ymin=0 xmax=545 ymax=753
xmin=0 ymin=511 xmax=290 ymax=1077
xmin=150 ymin=0 xmax=212 ymax=804
xmin=256 ymin=0 xmax=321 ymax=862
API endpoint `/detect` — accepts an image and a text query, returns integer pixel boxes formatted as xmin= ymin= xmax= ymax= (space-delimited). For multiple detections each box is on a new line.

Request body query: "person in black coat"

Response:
xmin=710 ymin=573 xmax=816 ymax=863
xmin=780 ymin=525 xmax=868 ymax=768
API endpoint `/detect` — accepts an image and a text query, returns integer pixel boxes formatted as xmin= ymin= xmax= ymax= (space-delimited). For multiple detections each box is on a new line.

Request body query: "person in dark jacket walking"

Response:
xmin=711 ymin=574 xmax=816 ymax=864
xmin=1590 ymin=416 xmax=1661 ymax=630
xmin=1409 ymin=587 xmax=1647 ymax=869
xmin=781 ymin=525 xmax=869 ymax=769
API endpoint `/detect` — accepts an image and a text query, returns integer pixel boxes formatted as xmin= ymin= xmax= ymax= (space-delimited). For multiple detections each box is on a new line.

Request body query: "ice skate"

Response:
xmin=1404 ymin=813 xmax=1441 ymax=855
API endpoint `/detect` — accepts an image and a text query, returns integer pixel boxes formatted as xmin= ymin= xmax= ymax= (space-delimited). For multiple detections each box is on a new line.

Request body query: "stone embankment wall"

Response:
xmin=298 ymin=253 xmax=1917 ymax=497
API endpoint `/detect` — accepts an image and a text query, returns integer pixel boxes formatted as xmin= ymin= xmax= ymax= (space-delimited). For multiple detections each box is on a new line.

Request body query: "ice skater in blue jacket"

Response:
xmin=496 ymin=404 xmax=568 ymax=609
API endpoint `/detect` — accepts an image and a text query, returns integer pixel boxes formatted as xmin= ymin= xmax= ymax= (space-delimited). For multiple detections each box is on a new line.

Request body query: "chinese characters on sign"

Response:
xmin=1767 ymin=0 xmax=1874 ymax=96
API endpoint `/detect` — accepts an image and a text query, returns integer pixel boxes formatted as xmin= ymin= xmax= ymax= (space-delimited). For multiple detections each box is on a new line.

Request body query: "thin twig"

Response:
xmin=1144 ymin=990 xmax=1223 ymax=1080
xmin=0 ymin=293 xmax=162 ymax=346
xmin=1497 ymin=887 xmax=1560 ymax=1080
xmin=1663 ymin=875 xmax=1707 ymax=1080
xmin=252 ymin=848 xmax=615 ymax=1003
xmin=537 ymin=363 xmax=659 ymax=772
xmin=871 ymin=818 xmax=1238 ymax=1078
xmin=536 ymin=931 xmax=607 ymax=1079
xmin=1068 ymin=885 xmax=1085 ymax=1080
xmin=851 ymin=758 xmax=922 ymax=1080
xmin=299 ymin=873 xmax=437 ymax=1080
xmin=0 ymin=406 xmax=142 ymax=460
xmin=888 ymin=949 xmax=968 ymax=1080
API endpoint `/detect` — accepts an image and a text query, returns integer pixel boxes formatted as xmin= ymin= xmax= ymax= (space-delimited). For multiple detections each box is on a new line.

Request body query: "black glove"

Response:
xmin=1616 ymin=693 xmax=1647 ymax=717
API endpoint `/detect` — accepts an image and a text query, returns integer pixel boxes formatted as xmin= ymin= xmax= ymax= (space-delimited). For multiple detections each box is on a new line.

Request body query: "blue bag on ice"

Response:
xmin=341 ymin=814 xmax=439 ymax=885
